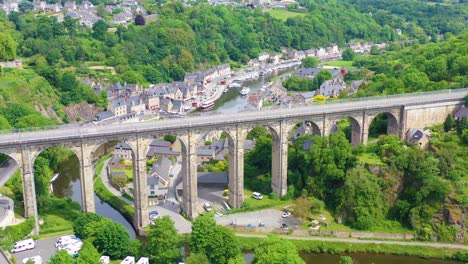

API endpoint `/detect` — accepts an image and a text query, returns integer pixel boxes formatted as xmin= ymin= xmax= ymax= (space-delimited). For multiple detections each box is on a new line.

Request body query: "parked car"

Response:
xmin=149 ymin=210 xmax=159 ymax=220
xmin=22 ymin=256 xmax=42 ymax=264
xmin=136 ymin=257 xmax=150 ymax=264
xmin=252 ymin=192 xmax=263 ymax=200
xmin=203 ymin=202 xmax=212 ymax=212
xmin=282 ymin=211 xmax=292 ymax=218
xmin=281 ymin=223 xmax=289 ymax=230
xmin=12 ymin=239 xmax=35 ymax=253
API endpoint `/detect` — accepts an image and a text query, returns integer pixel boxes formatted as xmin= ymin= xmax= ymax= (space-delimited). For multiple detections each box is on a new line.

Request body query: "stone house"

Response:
xmin=147 ymin=156 xmax=171 ymax=196
xmin=406 ymin=128 xmax=430 ymax=148
xmin=196 ymin=148 xmax=215 ymax=163
xmin=293 ymin=67 xmax=321 ymax=78
xmin=114 ymin=143 xmax=133 ymax=160
xmin=317 ymin=78 xmax=346 ymax=97
xmin=455 ymin=106 xmax=468 ymax=121
xmin=292 ymin=92 xmax=315 ymax=105
xmin=126 ymin=96 xmax=145 ymax=113
xmin=108 ymin=98 xmax=127 ymax=117
xmin=258 ymin=52 xmax=270 ymax=62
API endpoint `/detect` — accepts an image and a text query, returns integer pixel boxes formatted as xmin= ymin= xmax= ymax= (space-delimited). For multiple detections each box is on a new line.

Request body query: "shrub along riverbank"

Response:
xmin=237 ymin=236 xmax=468 ymax=262
xmin=93 ymin=154 xmax=135 ymax=228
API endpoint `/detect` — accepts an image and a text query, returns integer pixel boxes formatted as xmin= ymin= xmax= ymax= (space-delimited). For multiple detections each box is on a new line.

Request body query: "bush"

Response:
xmin=0 ymin=217 xmax=35 ymax=250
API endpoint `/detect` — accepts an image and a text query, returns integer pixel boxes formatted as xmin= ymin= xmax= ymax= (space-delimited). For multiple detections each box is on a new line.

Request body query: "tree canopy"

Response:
xmin=147 ymin=216 xmax=182 ymax=264
xmin=254 ymin=235 xmax=305 ymax=264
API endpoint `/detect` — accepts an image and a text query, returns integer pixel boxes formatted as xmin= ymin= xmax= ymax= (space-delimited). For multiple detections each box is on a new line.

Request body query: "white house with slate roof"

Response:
xmin=147 ymin=157 xmax=172 ymax=196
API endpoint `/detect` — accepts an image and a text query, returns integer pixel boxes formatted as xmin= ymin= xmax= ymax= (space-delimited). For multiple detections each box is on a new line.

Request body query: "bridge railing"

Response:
xmin=0 ymin=88 xmax=467 ymax=135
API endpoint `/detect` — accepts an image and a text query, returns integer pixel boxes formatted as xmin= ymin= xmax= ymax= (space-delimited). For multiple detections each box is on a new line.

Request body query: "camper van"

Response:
xmin=12 ymin=239 xmax=35 ymax=253
xmin=252 ymin=192 xmax=263 ymax=200
xmin=121 ymin=256 xmax=135 ymax=264
xmin=100 ymin=256 xmax=110 ymax=264
xmin=136 ymin=257 xmax=149 ymax=264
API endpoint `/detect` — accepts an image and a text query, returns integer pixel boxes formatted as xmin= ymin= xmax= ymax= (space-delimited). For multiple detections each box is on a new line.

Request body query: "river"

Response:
xmin=52 ymin=155 xmax=137 ymax=239
xmin=243 ymin=252 xmax=463 ymax=264
xmin=195 ymin=68 xmax=291 ymax=115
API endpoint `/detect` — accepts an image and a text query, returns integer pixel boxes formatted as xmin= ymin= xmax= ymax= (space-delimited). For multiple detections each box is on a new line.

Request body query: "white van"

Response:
xmin=12 ymin=239 xmax=35 ymax=253
xmin=252 ymin=192 xmax=263 ymax=200
xmin=136 ymin=257 xmax=149 ymax=264
xmin=121 ymin=256 xmax=135 ymax=264
xmin=58 ymin=240 xmax=83 ymax=250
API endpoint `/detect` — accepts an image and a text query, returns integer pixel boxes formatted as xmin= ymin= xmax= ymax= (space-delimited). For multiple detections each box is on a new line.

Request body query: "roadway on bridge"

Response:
xmin=0 ymin=89 xmax=466 ymax=146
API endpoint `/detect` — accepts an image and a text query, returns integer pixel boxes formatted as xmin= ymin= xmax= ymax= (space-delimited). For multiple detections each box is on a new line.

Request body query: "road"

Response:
xmin=0 ymin=158 xmax=18 ymax=187
xmin=0 ymin=88 xmax=465 ymax=147
xmin=12 ymin=236 xmax=59 ymax=264
xmin=237 ymin=233 xmax=468 ymax=250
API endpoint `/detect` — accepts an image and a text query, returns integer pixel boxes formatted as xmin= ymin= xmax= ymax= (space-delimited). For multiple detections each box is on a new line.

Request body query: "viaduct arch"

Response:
xmin=0 ymin=89 xmax=464 ymax=234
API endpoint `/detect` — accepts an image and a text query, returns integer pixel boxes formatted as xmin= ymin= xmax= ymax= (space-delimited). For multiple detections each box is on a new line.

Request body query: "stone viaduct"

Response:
xmin=0 ymin=88 xmax=466 ymax=234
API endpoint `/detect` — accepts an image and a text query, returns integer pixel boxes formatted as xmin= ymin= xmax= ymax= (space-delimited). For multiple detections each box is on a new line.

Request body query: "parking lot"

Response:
xmin=13 ymin=236 xmax=59 ymax=264
xmin=215 ymin=208 xmax=301 ymax=229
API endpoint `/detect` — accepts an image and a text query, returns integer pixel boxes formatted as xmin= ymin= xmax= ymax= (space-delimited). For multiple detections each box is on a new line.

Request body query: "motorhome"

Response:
xmin=136 ymin=257 xmax=149 ymax=264
xmin=121 ymin=256 xmax=135 ymax=264
xmin=12 ymin=239 xmax=35 ymax=253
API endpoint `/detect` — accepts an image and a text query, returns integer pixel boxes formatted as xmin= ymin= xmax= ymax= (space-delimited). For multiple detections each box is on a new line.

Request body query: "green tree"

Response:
xmin=444 ymin=114 xmax=454 ymax=132
xmin=301 ymin=57 xmax=319 ymax=68
xmin=337 ymin=168 xmax=385 ymax=230
xmin=48 ymin=250 xmax=75 ymax=264
xmin=339 ymin=256 xmax=353 ymax=264
xmin=15 ymin=114 xmax=55 ymax=129
xmin=312 ymin=70 xmax=332 ymax=89
xmin=185 ymin=253 xmax=210 ymax=264
xmin=94 ymin=220 xmax=130 ymax=259
xmin=0 ymin=32 xmax=17 ymax=61
xmin=76 ymin=240 xmax=101 ymax=264
xmin=190 ymin=214 xmax=216 ymax=255
xmin=190 ymin=214 xmax=241 ymax=264
xmin=147 ymin=216 xmax=182 ymax=264
xmin=164 ymin=134 xmax=177 ymax=143
xmin=254 ymin=235 xmax=305 ymax=264
xmin=18 ymin=0 xmax=34 ymax=13
xmin=342 ymin=48 xmax=356 ymax=61
xmin=0 ymin=115 xmax=12 ymax=130
xmin=73 ymin=213 xmax=104 ymax=239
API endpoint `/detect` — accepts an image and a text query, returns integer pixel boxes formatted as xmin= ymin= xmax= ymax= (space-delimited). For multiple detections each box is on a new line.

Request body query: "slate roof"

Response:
xmin=408 ymin=128 xmax=424 ymax=141
xmin=197 ymin=148 xmax=215 ymax=156
xmin=455 ymin=106 xmax=468 ymax=119
xmin=197 ymin=172 xmax=228 ymax=184
xmin=147 ymin=176 xmax=159 ymax=186
xmin=294 ymin=67 xmax=321 ymax=77
xmin=95 ymin=111 xmax=114 ymax=121
xmin=152 ymin=157 xmax=171 ymax=182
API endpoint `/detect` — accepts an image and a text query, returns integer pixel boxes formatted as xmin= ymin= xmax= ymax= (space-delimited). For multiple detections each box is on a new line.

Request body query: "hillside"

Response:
xmin=0 ymin=68 xmax=65 ymax=127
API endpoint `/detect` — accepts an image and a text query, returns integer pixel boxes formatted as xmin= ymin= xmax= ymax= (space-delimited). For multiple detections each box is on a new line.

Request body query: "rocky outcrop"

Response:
xmin=64 ymin=103 xmax=102 ymax=122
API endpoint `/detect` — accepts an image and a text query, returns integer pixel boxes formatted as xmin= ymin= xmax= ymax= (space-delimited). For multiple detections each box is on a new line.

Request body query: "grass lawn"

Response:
xmin=237 ymin=190 xmax=292 ymax=212
xmin=322 ymin=60 xmax=354 ymax=68
xmin=357 ymin=152 xmax=386 ymax=166
xmin=113 ymin=168 xmax=134 ymax=181
xmin=266 ymin=9 xmax=307 ymax=21
xmin=38 ymin=214 xmax=74 ymax=238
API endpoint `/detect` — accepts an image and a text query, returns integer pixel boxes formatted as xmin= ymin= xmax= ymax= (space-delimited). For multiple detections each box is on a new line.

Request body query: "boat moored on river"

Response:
xmin=200 ymin=100 xmax=215 ymax=109
xmin=240 ymin=87 xmax=251 ymax=96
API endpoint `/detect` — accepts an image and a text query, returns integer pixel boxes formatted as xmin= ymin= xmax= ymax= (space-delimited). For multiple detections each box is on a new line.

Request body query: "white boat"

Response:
xmin=240 ymin=87 xmax=251 ymax=96
xmin=228 ymin=82 xmax=242 ymax=88
xmin=200 ymin=100 xmax=215 ymax=109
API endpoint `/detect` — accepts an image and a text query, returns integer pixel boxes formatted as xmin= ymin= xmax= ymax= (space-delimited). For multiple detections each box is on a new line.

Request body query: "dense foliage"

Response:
xmin=48 ymin=250 xmax=75 ymax=264
xmin=352 ymin=32 xmax=468 ymax=97
xmin=190 ymin=214 xmax=242 ymax=264
xmin=253 ymin=235 xmax=305 ymax=264
xmin=146 ymin=216 xmax=182 ymax=264
xmin=73 ymin=213 xmax=131 ymax=259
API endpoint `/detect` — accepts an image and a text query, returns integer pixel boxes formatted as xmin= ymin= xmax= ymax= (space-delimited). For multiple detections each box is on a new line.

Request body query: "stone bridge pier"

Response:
xmin=0 ymin=89 xmax=464 ymax=234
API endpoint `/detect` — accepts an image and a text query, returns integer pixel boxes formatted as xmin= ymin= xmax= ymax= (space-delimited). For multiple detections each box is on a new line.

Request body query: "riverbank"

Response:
xmin=93 ymin=155 xmax=135 ymax=230
xmin=236 ymin=235 xmax=468 ymax=262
